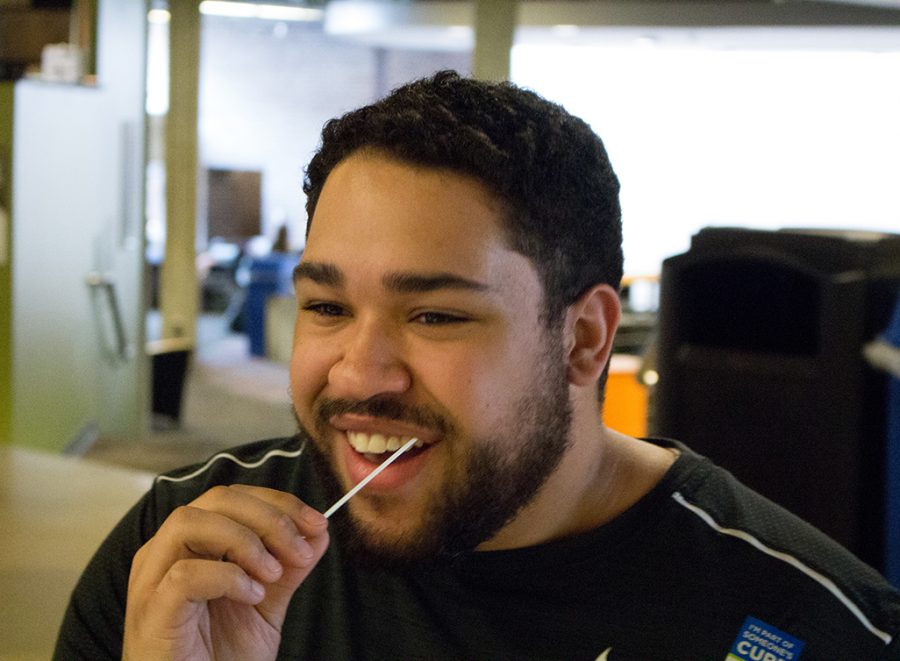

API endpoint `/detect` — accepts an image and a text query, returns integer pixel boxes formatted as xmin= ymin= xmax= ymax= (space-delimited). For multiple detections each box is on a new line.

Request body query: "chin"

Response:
xmin=328 ymin=512 xmax=440 ymax=569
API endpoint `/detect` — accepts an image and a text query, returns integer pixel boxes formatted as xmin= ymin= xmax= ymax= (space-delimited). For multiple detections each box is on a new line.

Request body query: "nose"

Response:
xmin=328 ymin=316 xmax=411 ymax=400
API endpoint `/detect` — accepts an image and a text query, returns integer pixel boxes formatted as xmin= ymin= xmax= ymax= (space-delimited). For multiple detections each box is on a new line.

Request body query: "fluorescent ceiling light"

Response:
xmin=324 ymin=1 xmax=473 ymax=50
xmin=200 ymin=1 xmax=256 ymax=18
xmin=199 ymin=1 xmax=324 ymax=22
xmin=257 ymin=5 xmax=324 ymax=21
xmin=325 ymin=1 xmax=393 ymax=34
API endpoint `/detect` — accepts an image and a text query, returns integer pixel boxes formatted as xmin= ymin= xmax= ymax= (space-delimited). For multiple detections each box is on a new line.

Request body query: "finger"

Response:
xmin=192 ymin=485 xmax=327 ymax=570
xmin=202 ymin=486 xmax=331 ymax=630
xmin=252 ymin=529 xmax=330 ymax=632
xmin=134 ymin=505 xmax=286 ymax=589
xmin=214 ymin=486 xmax=331 ymax=579
xmin=136 ymin=558 xmax=266 ymax=635
xmin=166 ymin=558 xmax=266 ymax=605
xmin=224 ymin=484 xmax=329 ymax=538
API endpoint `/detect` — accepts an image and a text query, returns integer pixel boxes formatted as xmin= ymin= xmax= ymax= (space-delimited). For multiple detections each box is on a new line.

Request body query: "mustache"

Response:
xmin=314 ymin=396 xmax=453 ymax=438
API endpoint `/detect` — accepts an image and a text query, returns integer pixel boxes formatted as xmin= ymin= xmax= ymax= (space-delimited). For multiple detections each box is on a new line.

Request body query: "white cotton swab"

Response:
xmin=323 ymin=437 xmax=419 ymax=519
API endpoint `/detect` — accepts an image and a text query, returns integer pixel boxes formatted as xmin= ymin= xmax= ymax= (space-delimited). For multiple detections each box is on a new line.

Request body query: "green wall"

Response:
xmin=0 ymin=83 xmax=13 ymax=444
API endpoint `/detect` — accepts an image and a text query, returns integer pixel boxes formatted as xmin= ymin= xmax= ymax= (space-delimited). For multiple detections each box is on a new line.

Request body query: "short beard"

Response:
xmin=295 ymin=329 xmax=573 ymax=568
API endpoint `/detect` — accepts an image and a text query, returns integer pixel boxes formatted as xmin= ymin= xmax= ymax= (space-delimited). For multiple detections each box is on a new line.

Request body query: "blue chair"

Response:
xmin=881 ymin=295 xmax=900 ymax=587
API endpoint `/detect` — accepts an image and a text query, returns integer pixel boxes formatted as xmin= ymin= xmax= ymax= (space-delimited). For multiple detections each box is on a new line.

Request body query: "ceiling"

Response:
xmin=318 ymin=0 xmax=900 ymax=51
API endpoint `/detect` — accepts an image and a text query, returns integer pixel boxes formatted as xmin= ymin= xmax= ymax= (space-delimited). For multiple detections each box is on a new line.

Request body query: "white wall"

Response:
xmin=512 ymin=44 xmax=900 ymax=276
xmin=151 ymin=15 xmax=900 ymax=274
xmin=197 ymin=16 xmax=469 ymax=251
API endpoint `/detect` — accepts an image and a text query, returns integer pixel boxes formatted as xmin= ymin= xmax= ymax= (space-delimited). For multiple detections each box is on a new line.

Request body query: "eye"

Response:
xmin=413 ymin=311 xmax=468 ymax=325
xmin=302 ymin=301 xmax=348 ymax=319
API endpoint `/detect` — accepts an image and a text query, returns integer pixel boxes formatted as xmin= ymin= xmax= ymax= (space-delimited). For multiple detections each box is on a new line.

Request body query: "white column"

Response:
xmin=160 ymin=0 xmax=200 ymax=343
xmin=472 ymin=0 xmax=517 ymax=82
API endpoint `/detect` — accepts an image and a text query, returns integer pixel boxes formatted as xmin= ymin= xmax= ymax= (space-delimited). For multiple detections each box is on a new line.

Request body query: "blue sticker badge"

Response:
xmin=726 ymin=616 xmax=805 ymax=661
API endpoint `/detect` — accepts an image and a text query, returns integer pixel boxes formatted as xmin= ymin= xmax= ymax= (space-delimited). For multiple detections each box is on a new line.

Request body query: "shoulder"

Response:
xmin=656 ymin=440 xmax=900 ymax=658
xmin=155 ymin=436 xmax=309 ymax=488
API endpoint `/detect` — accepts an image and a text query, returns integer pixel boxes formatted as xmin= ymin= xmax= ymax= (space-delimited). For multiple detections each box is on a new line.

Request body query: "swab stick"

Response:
xmin=323 ymin=437 xmax=419 ymax=518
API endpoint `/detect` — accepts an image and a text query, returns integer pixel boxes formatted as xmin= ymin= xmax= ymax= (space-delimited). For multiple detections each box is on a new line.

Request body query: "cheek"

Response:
xmin=289 ymin=341 xmax=333 ymax=413
xmin=465 ymin=332 xmax=552 ymax=423
xmin=423 ymin=349 xmax=520 ymax=430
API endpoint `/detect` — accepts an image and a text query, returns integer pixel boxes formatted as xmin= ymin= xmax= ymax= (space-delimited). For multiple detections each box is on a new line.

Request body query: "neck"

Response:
xmin=478 ymin=395 xmax=677 ymax=551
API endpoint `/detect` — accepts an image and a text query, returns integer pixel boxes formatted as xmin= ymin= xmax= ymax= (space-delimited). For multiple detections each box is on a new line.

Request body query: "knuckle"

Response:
xmin=205 ymin=484 xmax=232 ymax=501
xmin=272 ymin=511 xmax=298 ymax=538
xmin=162 ymin=505 xmax=194 ymax=535
xmin=132 ymin=542 xmax=149 ymax=564
xmin=165 ymin=559 xmax=194 ymax=587
xmin=260 ymin=486 xmax=299 ymax=511
xmin=229 ymin=527 xmax=267 ymax=564
xmin=169 ymin=504 xmax=195 ymax=523
xmin=234 ymin=521 xmax=261 ymax=546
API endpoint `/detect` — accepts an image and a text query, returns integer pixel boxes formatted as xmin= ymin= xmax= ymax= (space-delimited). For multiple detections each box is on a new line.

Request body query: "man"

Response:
xmin=56 ymin=71 xmax=900 ymax=660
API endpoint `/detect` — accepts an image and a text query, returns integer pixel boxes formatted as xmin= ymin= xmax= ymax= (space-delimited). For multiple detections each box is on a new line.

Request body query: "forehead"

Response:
xmin=303 ymin=152 xmax=515 ymax=276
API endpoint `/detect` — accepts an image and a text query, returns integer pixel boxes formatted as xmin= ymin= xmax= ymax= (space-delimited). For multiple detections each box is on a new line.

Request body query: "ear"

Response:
xmin=563 ymin=284 xmax=622 ymax=387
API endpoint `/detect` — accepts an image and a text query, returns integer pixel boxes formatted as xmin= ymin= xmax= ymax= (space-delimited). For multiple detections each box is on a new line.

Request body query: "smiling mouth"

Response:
xmin=347 ymin=431 xmax=432 ymax=462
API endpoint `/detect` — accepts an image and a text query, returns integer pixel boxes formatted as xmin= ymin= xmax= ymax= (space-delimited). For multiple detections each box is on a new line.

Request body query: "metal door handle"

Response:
xmin=86 ymin=272 xmax=130 ymax=360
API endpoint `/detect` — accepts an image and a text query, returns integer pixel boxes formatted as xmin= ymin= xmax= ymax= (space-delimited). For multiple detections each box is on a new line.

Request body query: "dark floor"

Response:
xmin=83 ymin=315 xmax=297 ymax=474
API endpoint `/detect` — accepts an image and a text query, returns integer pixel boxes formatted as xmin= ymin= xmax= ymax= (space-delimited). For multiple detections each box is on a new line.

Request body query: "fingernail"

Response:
xmin=264 ymin=552 xmax=282 ymax=575
xmin=294 ymin=535 xmax=315 ymax=561
xmin=302 ymin=507 xmax=327 ymax=527
xmin=249 ymin=579 xmax=265 ymax=599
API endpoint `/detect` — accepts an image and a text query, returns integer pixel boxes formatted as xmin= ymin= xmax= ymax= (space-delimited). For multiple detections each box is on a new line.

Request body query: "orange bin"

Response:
xmin=603 ymin=354 xmax=649 ymax=437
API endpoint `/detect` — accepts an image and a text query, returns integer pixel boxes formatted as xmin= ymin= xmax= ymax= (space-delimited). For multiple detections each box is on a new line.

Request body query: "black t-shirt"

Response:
xmin=55 ymin=437 xmax=900 ymax=660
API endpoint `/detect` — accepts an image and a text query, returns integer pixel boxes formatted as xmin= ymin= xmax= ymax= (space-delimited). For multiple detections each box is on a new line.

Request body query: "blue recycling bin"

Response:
xmin=244 ymin=253 xmax=296 ymax=357
xmin=884 ymin=295 xmax=900 ymax=587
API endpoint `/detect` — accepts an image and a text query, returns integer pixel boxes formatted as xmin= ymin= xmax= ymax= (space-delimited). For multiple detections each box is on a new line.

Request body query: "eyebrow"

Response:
xmin=293 ymin=261 xmax=343 ymax=287
xmin=383 ymin=271 xmax=491 ymax=294
xmin=293 ymin=261 xmax=490 ymax=294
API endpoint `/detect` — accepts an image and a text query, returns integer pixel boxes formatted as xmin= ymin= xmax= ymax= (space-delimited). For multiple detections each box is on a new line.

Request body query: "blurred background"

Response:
xmin=2 ymin=1 xmax=900 ymax=657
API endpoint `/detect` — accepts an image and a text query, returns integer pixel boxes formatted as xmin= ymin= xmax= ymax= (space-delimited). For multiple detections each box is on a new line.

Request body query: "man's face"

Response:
xmin=290 ymin=151 xmax=572 ymax=562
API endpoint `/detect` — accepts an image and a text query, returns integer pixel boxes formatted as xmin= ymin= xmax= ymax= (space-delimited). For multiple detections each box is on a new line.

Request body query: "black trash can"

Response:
xmin=147 ymin=338 xmax=194 ymax=425
xmin=654 ymin=227 xmax=900 ymax=572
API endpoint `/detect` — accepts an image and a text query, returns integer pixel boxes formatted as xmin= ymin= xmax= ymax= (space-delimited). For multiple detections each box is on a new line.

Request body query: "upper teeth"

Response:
xmin=347 ymin=432 xmax=426 ymax=454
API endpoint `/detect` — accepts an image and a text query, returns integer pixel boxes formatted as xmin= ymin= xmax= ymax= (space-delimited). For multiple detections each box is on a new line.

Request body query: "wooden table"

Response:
xmin=0 ymin=445 xmax=152 ymax=660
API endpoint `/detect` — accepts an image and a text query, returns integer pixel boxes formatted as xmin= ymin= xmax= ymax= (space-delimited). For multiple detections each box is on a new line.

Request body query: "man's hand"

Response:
xmin=123 ymin=484 xmax=329 ymax=661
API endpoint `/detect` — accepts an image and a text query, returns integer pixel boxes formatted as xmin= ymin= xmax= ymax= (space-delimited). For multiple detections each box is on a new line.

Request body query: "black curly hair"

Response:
xmin=303 ymin=70 xmax=623 ymax=326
